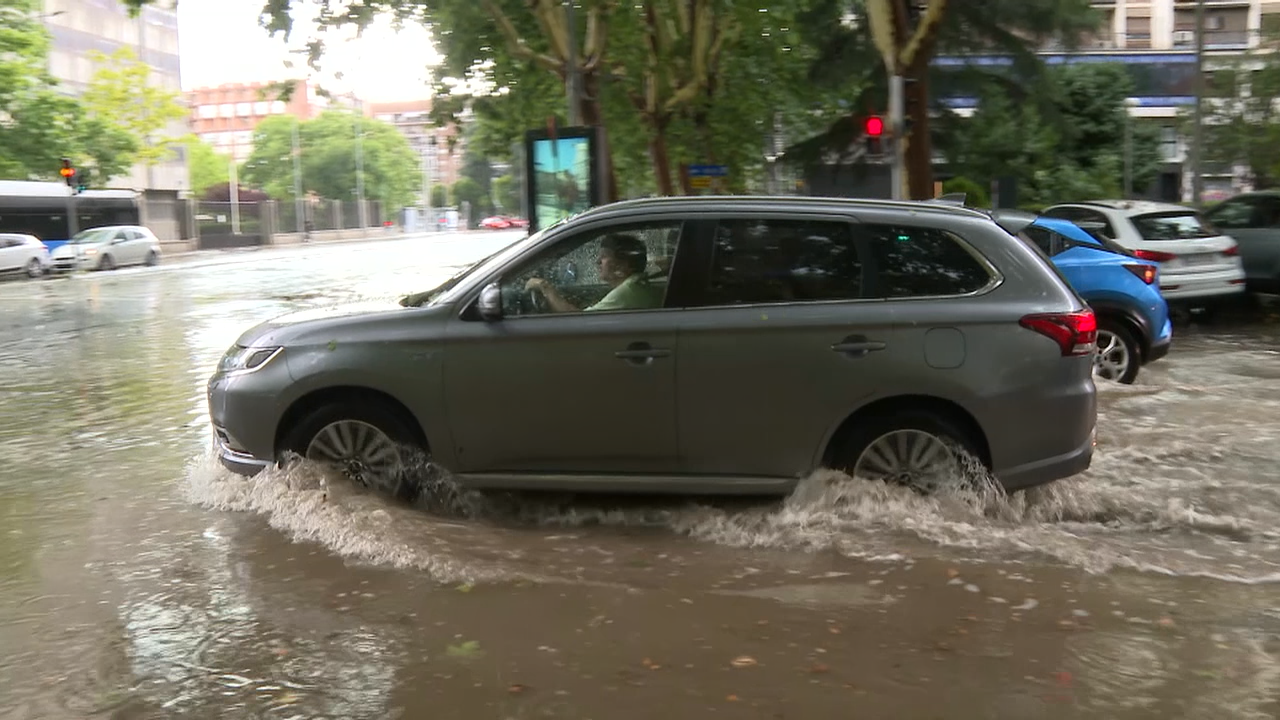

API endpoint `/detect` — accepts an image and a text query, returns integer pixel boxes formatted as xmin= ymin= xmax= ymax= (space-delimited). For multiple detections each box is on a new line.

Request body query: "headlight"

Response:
xmin=218 ymin=345 xmax=282 ymax=375
xmin=84 ymin=248 xmax=98 ymax=256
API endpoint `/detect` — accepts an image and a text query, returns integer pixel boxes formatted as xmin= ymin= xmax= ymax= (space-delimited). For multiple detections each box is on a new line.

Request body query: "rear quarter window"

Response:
xmin=864 ymin=225 xmax=993 ymax=298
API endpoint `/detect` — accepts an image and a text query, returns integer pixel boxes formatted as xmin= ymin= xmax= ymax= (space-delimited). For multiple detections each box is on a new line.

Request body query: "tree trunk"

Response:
xmin=650 ymin=119 xmax=675 ymax=195
xmin=905 ymin=63 xmax=934 ymax=199
xmin=579 ymin=72 xmax=619 ymax=202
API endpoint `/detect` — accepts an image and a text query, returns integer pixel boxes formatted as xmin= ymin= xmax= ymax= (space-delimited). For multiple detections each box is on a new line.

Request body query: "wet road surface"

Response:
xmin=2 ymin=232 xmax=1280 ymax=719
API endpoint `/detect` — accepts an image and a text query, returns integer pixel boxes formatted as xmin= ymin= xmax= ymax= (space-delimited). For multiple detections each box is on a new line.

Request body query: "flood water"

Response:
xmin=3 ymin=232 xmax=1280 ymax=719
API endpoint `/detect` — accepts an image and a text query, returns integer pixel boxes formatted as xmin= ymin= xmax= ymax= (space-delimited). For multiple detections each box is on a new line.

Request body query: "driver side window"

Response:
xmin=500 ymin=220 xmax=683 ymax=317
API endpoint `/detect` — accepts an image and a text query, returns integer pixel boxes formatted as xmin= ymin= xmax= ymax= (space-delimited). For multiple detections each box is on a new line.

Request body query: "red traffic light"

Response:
xmin=864 ymin=116 xmax=885 ymax=137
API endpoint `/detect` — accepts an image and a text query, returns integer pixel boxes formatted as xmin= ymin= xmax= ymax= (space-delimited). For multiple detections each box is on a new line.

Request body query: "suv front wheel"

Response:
xmin=281 ymin=400 xmax=425 ymax=501
xmin=833 ymin=410 xmax=984 ymax=494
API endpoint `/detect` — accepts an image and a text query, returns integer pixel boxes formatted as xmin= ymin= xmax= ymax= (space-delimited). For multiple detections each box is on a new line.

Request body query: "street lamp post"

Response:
xmin=292 ymin=118 xmax=304 ymax=234
xmin=1192 ymin=0 xmax=1206 ymax=205
xmin=353 ymin=99 xmax=368 ymax=235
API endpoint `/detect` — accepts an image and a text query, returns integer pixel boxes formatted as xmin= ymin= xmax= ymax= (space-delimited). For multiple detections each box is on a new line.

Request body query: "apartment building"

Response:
xmin=188 ymin=80 xmax=328 ymax=163
xmin=366 ymin=100 xmax=463 ymax=198
xmin=41 ymin=0 xmax=189 ymax=192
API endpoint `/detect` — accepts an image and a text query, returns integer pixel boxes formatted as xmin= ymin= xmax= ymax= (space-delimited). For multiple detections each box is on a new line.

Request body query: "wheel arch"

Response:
xmin=820 ymin=394 xmax=991 ymax=469
xmin=1088 ymin=299 xmax=1150 ymax=360
xmin=273 ymin=385 xmax=429 ymax=455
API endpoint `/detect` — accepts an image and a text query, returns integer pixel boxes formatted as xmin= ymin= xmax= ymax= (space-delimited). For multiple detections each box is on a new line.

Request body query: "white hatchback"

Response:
xmin=0 ymin=233 xmax=50 ymax=278
xmin=1042 ymin=201 xmax=1246 ymax=302
xmin=48 ymin=226 xmax=162 ymax=273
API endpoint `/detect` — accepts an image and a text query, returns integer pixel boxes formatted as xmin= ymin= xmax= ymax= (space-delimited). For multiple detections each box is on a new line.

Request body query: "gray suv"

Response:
xmin=208 ymin=197 xmax=1097 ymax=499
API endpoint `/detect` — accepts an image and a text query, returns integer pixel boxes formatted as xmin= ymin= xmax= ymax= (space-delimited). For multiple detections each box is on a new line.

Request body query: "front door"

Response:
xmin=443 ymin=219 xmax=686 ymax=474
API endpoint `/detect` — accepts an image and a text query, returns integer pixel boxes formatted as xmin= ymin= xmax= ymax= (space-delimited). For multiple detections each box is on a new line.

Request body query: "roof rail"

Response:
xmin=597 ymin=194 xmax=991 ymax=219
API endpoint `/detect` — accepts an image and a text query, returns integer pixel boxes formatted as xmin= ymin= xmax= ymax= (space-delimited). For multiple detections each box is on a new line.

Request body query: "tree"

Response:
xmin=802 ymin=0 xmax=1102 ymax=198
xmin=1191 ymin=22 xmax=1280 ymax=189
xmin=182 ymin=136 xmax=230 ymax=195
xmin=80 ymin=47 xmax=188 ymax=175
xmin=451 ymin=177 xmax=488 ymax=223
xmin=492 ymin=173 xmax=521 ymax=214
xmin=430 ymin=184 xmax=448 ymax=208
xmin=242 ymin=112 xmax=419 ymax=210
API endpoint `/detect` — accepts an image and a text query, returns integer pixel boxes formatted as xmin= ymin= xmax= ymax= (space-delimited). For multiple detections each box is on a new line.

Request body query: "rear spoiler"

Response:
xmin=987 ymin=208 xmax=1039 ymax=237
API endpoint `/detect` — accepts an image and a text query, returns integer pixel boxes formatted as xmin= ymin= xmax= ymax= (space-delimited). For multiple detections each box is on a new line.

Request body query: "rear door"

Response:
xmin=1205 ymin=195 xmax=1280 ymax=288
xmin=672 ymin=213 xmax=907 ymax=478
xmin=0 ymin=236 xmax=21 ymax=272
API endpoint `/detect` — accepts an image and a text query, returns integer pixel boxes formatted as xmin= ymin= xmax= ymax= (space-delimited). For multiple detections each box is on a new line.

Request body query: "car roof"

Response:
xmin=576 ymin=195 xmax=994 ymax=222
xmin=1058 ymin=200 xmax=1198 ymax=217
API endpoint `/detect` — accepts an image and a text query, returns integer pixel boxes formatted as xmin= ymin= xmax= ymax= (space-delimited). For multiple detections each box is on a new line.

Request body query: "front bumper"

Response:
xmin=216 ymin=435 xmax=274 ymax=476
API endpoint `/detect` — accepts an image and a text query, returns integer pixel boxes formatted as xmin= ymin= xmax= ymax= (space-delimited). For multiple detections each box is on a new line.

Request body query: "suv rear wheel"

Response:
xmin=282 ymin=401 xmax=424 ymax=501
xmin=834 ymin=410 xmax=983 ymax=494
xmin=1094 ymin=319 xmax=1139 ymax=384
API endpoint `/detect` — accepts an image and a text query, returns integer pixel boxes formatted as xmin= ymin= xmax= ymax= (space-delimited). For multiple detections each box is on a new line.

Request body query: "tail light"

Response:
xmin=1122 ymin=263 xmax=1158 ymax=285
xmin=1223 ymin=245 xmax=1240 ymax=257
xmin=1133 ymin=249 xmax=1176 ymax=263
xmin=1020 ymin=310 xmax=1098 ymax=357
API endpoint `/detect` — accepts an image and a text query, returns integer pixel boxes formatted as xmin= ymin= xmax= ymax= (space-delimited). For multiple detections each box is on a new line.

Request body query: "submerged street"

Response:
xmin=3 ymin=232 xmax=1280 ymax=719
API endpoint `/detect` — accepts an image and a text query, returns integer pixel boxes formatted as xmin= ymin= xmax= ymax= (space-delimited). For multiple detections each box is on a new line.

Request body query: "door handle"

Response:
xmin=831 ymin=336 xmax=886 ymax=357
xmin=615 ymin=341 xmax=671 ymax=364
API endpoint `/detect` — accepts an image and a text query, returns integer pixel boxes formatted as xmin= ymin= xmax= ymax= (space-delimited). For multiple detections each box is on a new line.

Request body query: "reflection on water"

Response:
xmin=2 ymin=240 xmax=1280 ymax=717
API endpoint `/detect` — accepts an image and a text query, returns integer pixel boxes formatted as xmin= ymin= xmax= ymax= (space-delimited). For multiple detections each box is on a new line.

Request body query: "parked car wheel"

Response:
xmin=833 ymin=409 xmax=983 ymax=494
xmin=97 ymin=254 xmax=115 ymax=271
xmin=145 ymin=250 xmax=160 ymax=266
xmin=1093 ymin=319 xmax=1140 ymax=384
xmin=25 ymin=258 xmax=42 ymax=278
xmin=282 ymin=400 xmax=424 ymax=501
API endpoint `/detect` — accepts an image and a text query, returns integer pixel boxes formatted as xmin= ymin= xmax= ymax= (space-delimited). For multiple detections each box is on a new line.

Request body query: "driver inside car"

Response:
xmin=525 ymin=233 xmax=665 ymax=313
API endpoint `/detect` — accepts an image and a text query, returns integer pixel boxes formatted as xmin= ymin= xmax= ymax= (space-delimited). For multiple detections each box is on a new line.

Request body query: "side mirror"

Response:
xmin=477 ymin=282 xmax=503 ymax=321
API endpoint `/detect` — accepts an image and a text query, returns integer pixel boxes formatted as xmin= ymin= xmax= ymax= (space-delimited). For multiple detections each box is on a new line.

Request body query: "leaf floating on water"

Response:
xmin=456 ymin=582 xmax=474 ymax=593
xmin=946 ymin=568 xmax=961 ymax=579
xmin=730 ymin=656 xmax=758 ymax=668
xmin=726 ymin=694 xmax=740 ymax=702
xmin=507 ymin=683 xmax=529 ymax=694
xmin=276 ymin=691 xmax=300 ymax=705
xmin=327 ymin=340 xmax=338 ymax=351
xmin=809 ymin=663 xmax=830 ymax=674
xmin=446 ymin=640 xmax=483 ymax=660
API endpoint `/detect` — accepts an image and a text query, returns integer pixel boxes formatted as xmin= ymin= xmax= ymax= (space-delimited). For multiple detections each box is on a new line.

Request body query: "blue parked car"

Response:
xmin=1012 ymin=214 xmax=1172 ymax=383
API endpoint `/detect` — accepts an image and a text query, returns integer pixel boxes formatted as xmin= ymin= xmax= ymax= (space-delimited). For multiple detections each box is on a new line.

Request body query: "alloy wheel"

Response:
xmin=1093 ymin=329 xmax=1131 ymax=382
xmin=852 ymin=429 xmax=960 ymax=491
xmin=305 ymin=419 xmax=404 ymax=494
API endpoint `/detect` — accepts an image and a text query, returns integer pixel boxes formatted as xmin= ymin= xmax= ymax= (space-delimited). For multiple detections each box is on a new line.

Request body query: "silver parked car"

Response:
xmin=1201 ymin=190 xmax=1280 ymax=294
xmin=208 ymin=197 xmax=1097 ymax=499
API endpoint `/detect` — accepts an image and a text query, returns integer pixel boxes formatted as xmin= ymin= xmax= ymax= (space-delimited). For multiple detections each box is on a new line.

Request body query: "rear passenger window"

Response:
xmin=702 ymin=218 xmax=862 ymax=305
xmin=864 ymin=225 xmax=992 ymax=298
xmin=1021 ymin=226 xmax=1058 ymax=256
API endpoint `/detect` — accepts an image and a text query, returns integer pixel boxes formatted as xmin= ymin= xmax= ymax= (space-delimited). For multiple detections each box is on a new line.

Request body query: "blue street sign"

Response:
xmin=688 ymin=164 xmax=729 ymax=177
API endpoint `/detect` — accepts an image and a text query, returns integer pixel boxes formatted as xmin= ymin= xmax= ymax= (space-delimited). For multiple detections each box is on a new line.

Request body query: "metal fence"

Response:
xmin=195 ymin=201 xmax=264 ymax=250
xmin=136 ymin=195 xmax=388 ymax=248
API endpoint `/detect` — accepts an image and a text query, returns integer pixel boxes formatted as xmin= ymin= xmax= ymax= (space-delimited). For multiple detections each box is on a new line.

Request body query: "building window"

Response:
xmin=235 ymin=102 xmax=252 ymax=116
xmin=270 ymin=101 xmax=286 ymax=114
xmin=1160 ymin=126 xmax=1179 ymax=162
xmin=253 ymin=101 xmax=269 ymax=115
xmin=198 ymin=104 xmax=217 ymax=119
xmin=219 ymin=103 xmax=234 ymax=118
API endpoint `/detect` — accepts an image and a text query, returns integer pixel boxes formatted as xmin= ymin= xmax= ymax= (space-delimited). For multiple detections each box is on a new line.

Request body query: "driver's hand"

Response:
xmin=525 ymin=277 xmax=548 ymax=292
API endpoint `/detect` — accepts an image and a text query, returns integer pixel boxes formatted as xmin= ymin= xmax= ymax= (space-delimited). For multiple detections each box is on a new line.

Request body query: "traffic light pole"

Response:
xmin=66 ymin=192 xmax=78 ymax=237
xmin=888 ymin=74 xmax=906 ymax=201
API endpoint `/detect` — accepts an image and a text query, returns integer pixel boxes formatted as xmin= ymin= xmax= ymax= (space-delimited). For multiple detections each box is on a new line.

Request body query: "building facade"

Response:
xmin=366 ymin=100 xmax=463 ymax=202
xmin=187 ymin=80 xmax=329 ymax=164
xmin=41 ymin=0 xmax=189 ymax=192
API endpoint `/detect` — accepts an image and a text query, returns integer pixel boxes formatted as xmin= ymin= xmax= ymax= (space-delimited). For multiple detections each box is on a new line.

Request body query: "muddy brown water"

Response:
xmin=2 ymin=238 xmax=1280 ymax=719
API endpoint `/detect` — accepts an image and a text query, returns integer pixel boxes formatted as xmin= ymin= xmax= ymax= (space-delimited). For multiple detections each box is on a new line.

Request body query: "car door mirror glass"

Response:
xmin=477 ymin=282 xmax=503 ymax=321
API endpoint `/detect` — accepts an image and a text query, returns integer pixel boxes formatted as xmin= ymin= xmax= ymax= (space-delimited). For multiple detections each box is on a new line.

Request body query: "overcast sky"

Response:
xmin=176 ymin=0 xmax=440 ymax=101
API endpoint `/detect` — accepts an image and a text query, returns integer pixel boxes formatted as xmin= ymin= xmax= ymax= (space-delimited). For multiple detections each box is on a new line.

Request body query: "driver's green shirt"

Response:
xmin=584 ymin=274 xmax=664 ymax=312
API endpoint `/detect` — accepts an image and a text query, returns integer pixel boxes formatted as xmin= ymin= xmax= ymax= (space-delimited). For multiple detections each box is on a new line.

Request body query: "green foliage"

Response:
xmin=492 ymin=174 xmax=521 ymax=214
xmin=81 ymin=47 xmax=187 ymax=170
xmin=941 ymin=176 xmax=990 ymax=208
xmin=182 ymin=136 xmax=230 ymax=195
xmin=450 ymin=176 xmax=490 ymax=223
xmin=1189 ymin=26 xmax=1280 ymax=188
xmin=947 ymin=63 xmax=1161 ymax=205
xmin=242 ymin=112 xmax=419 ymax=209
xmin=430 ymin=184 xmax=447 ymax=208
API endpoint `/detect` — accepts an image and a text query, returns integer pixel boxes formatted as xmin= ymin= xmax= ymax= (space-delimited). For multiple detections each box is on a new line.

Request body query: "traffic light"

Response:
xmin=863 ymin=115 xmax=885 ymax=158
xmin=59 ymin=158 xmax=76 ymax=187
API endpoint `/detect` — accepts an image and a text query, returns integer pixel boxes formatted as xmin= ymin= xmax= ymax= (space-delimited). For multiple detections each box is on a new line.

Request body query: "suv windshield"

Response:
xmin=1130 ymin=212 xmax=1217 ymax=241
xmin=399 ymin=221 xmax=563 ymax=307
